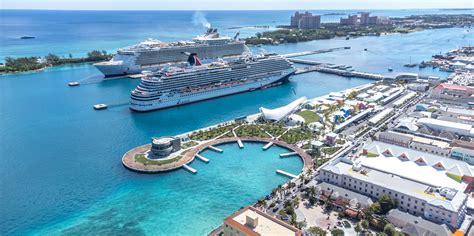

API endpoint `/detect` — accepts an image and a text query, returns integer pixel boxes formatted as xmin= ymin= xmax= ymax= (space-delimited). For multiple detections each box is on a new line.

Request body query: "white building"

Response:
xmin=319 ymin=141 xmax=473 ymax=229
xmin=417 ymin=118 xmax=474 ymax=138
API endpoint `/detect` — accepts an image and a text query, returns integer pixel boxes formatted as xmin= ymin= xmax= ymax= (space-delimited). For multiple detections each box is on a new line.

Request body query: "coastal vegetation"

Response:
xmin=189 ymin=123 xmax=238 ymax=141
xmin=134 ymin=153 xmax=183 ymax=166
xmin=234 ymin=124 xmax=271 ymax=138
xmin=0 ymin=50 xmax=112 ymax=73
xmin=245 ymin=14 xmax=473 ymax=45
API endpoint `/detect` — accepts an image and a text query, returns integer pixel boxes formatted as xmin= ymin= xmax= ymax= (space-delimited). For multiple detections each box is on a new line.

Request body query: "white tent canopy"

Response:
xmin=260 ymin=97 xmax=307 ymax=121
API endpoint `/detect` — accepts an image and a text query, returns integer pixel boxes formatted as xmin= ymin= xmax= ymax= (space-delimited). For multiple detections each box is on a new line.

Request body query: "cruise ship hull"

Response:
xmin=94 ymin=63 xmax=157 ymax=77
xmin=130 ymin=71 xmax=293 ymax=112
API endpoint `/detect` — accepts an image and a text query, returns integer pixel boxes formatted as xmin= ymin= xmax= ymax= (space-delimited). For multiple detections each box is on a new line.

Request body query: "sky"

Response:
xmin=1 ymin=0 xmax=473 ymax=10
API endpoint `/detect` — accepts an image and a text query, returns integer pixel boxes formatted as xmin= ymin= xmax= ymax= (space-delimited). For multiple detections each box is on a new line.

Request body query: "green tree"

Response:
xmin=307 ymin=226 xmax=327 ymax=236
xmin=360 ymin=219 xmax=369 ymax=231
xmin=331 ymin=228 xmax=344 ymax=236
xmin=378 ymin=195 xmax=398 ymax=215
xmin=383 ymin=224 xmax=397 ymax=236
xmin=354 ymin=223 xmax=362 ymax=235
xmin=45 ymin=53 xmax=60 ymax=65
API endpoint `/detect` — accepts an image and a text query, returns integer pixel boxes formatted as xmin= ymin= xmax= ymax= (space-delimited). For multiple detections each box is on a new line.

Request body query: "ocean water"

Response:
xmin=1 ymin=9 xmax=472 ymax=60
xmin=0 ymin=9 xmax=473 ymax=235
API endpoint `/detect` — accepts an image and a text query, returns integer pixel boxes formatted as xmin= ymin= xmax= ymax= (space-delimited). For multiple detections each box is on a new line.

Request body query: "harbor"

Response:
xmin=2 ymin=8 xmax=471 ymax=236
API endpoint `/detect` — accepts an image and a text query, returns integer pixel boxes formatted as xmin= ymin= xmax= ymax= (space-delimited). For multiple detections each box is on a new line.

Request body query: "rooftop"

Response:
xmin=326 ymin=155 xmax=467 ymax=212
xmin=225 ymin=206 xmax=301 ymax=236
xmin=360 ymin=141 xmax=474 ymax=189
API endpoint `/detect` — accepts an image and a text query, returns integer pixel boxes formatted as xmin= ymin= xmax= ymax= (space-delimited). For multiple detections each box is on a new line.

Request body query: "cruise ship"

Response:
xmin=94 ymin=29 xmax=248 ymax=77
xmin=130 ymin=54 xmax=295 ymax=112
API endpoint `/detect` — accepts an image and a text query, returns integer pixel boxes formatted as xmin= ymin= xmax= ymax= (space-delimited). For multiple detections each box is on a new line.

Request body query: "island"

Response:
xmin=0 ymin=50 xmax=112 ymax=74
xmin=245 ymin=14 xmax=474 ymax=45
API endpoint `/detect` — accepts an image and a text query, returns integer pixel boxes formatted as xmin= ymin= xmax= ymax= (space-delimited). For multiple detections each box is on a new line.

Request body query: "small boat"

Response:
xmin=364 ymin=48 xmax=368 ymax=51
xmin=93 ymin=104 xmax=108 ymax=110
xmin=68 ymin=82 xmax=80 ymax=86
xmin=404 ymin=63 xmax=417 ymax=68
xmin=20 ymin=36 xmax=35 ymax=39
xmin=345 ymin=37 xmax=350 ymax=40
xmin=388 ymin=67 xmax=393 ymax=72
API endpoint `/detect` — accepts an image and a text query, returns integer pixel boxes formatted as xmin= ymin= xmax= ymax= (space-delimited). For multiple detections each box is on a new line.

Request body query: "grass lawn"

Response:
xmin=280 ymin=128 xmax=313 ymax=144
xmin=181 ymin=141 xmax=199 ymax=149
xmin=321 ymin=146 xmax=342 ymax=155
xmin=135 ymin=153 xmax=183 ymax=166
xmin=296 ymin=110 xmax=320 ymax=124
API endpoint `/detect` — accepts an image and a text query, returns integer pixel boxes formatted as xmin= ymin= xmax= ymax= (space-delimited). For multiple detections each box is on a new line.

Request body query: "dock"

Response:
xmin=183 ymin=164 xmax=197 ymax=174
xmin=263 ymin=142 xmax=273 ymax=150
xmin=208 ymin=145 xmax=223 ymax=153
xmin=281 ymin=47 xmax=349 ymax=58
xmin=294 ymin=64 xmax=393 ymax=80
xmin=237 ymin=139 xmax=244 ymax=148
xmin=279 ymin=152 xmax=298 ymax=157
xmin=276 ymin=169 xmax=298 ymax=179
xmin=195 ymin=154 xmax=210 ymax=163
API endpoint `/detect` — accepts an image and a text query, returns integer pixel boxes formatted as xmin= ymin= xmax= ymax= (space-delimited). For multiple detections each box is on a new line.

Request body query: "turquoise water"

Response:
xmin=0 ymin=10 xmax=473 ymax=236
xmin=35 ymin=142 xmax=303 ymax=235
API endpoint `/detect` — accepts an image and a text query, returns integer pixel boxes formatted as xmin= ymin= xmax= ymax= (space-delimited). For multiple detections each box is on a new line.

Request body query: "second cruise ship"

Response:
xmin=130 ymin=54 xmax=295 ymax=112
xmin=94 ymin=29 xmax=248 ymax=77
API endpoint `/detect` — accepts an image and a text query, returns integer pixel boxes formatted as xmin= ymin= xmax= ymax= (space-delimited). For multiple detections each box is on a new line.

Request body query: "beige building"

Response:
xmin=223 ymin=206 xmax=301 ymax=236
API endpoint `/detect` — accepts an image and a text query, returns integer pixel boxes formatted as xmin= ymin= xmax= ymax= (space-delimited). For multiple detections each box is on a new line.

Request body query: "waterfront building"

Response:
xmin=223 ymin=206 xmax=301 ymax=236
xmin=290 ymin=11 xmax=320 ymax=29
xmin=340 ymin=15 xmax=358 ymax=25
xmin=368 ymin=16 xmax=379 ymax=25
xmin=431 ymin=83 xmax=474 ymax=100
xmin=150 ymin=136 xmax=181 ymax=158
xmin=260 ymin=97 xmax=307 ymax=121
xmin=360 ymin=12 xmax=370 ymax=25
xmin=320 ymin=141 xmax=472 ymax=228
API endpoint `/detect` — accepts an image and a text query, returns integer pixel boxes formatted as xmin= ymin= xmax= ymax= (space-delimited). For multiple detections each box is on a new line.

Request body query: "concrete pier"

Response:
xmin=279 ymin=152 xmax=298 ymax=157
xmin=281 ymin=47 xmax=349 ymax=58
xmin=195 ymin=154 xmax=210 ymax=163
xmin=208 ymin=145 xmax=223 ymax=153
xmin=237 ymin=139 xmax=244 ymax=148
xmin=263 ymin=142 xmax=274 ymax=150
xmin=183 ymin=164 xmax=197 ymax=174
xmin=276 ymin=169 xmax=298 ymax=179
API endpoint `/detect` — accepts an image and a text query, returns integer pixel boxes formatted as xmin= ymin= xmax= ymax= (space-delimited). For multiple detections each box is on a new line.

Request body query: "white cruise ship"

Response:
xmin=94 ymin=29 xmax=248 ymax=77
xmin=130 ymin=54 xmax=295 ymax=112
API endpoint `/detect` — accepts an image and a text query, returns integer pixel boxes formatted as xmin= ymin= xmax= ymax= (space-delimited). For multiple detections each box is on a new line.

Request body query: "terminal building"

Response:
xmin=319 ymin=141 xmax=474 ymax=229
xmin=223 ymin=206 xmax=301 ymax=236
xmin=150 ymin=136 xmax=181 ymax=159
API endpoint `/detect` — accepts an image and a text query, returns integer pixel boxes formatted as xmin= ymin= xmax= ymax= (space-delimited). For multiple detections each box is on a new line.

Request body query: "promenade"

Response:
xmin=122 ymin=136 xmax=313 ymax=173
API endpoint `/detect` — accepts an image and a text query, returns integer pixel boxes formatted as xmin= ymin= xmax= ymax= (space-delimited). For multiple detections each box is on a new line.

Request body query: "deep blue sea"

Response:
xmin=0 ymin=9 xmax=473 ymax=235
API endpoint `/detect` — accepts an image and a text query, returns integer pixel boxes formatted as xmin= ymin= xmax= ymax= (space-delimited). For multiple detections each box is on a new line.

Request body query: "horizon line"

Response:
xmin=1 ymin=7 xmax=473 ymax=11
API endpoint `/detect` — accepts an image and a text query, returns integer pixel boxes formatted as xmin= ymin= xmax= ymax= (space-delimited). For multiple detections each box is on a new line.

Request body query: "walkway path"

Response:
xmin=123 ymin=136 xmax=313 ymax=173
